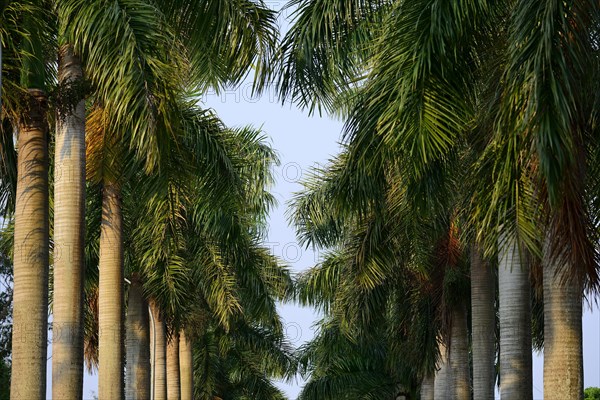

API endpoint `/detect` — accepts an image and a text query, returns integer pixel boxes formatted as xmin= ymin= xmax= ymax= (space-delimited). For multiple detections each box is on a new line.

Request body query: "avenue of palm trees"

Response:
xmin=0 ymin=0 xmax=599 ymax=399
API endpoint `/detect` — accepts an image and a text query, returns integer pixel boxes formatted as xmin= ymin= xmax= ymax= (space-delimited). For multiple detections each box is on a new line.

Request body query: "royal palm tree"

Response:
xmin=133 ymin=123 xmax=288 ymax=398
xmin=278 ymin=2 xmax=600 ymax=399
xmin=495 ymin=2 xmax=600 ymax=398
xmin=276 ymin=3 xmax=501 ymax=399
xmin=179 ymin=331 xmax=193 ymax=400
xmin=1 ymin=4 xmax=54 ymax=398
xmin=288 ymin=148 xmax=475 ymax=399
xmin=192 ymin=317 xmax=294 ymax=400
xmin=51 ymin=41 xmax=87 ymax=399
xmin=52 ymin=0 xmax=279 ymax=395
xmin=125 ymin=273 xmax=151 ymax=400
xmin=81 ymin=116 xmax=291 ymax=400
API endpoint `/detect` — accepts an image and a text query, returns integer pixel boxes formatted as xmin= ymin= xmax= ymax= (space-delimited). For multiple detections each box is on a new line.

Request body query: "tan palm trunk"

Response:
xmin=433 ymin=340 xmax=449 ymax=399
xmin=167 ymin=331 xmax=181 ymax=400
xmin=150 ymin=300 xmax=167 ymax=400
xmin=419 ymin=373 xmax=434 ymax=400
xmin=542 ymin=239 xmax=583 ymax=399
xmin=179 ymin=331 xmax=194 ymax=400
xmin=52 ymin=44 xmax=86 ymax=400
xmin=449 ymin=304 xmax=470 ymax=400
xmin=498 ymin=236 xmax=532 ymax=400
xmin=10 ymin=89 xmax=49 ymax=400
xmin=470 ymin=245 xmax=495 ymax=400
xmin=126 ymin=276 xmax=151 ymax=400
xmin=98 ymin=183 xmax=124 ymax=399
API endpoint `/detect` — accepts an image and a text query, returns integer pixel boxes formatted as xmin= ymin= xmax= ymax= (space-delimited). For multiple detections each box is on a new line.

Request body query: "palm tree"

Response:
xmin=5 ymin=5 xmax=53 ymax=398
xmin=125 ymin=274 xmax=151 ymax=400
xmin=276 ymin=3 xmax=502 ymax=399
xmin=288 ymin=149 xmax=477 ymax=399
xmin=51 ymin=0 xmax=276 ymax=393
xmin=81 ymin=114 xmax=288 ymax=400
xmin=470 ymin=246 xmax=496 ymax=400
xmin=179 ymin=331 xmax=193 ymax=400
xmin=192 ymin=318 xmax=294 ymax=400
xmin=497 ymin=2 xmax=600 ymax=397
xmin=166 ymin=331 xmax=180 ymax=400
xmin=149 ymin=299 xmax=168 ymax=400
xmin=51 ymin=42 xmax=87 ymax=399
xmin=277 ymin=2 xmax=600 ymax=399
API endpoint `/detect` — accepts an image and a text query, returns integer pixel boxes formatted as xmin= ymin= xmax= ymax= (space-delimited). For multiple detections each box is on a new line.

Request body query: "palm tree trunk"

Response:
xmin=98 ymin=183 xmax=124 ymax=399
xmin=179 ymin=331 xmax=193 ymax=400
xmin=150 ymin=300 xmax=167 ymax=400
xmin=449 ymin=304 xmax=470 ymax=400
xmin=420 ymin=373 xmax=434 ymax=400
xmin=10 ymin=89 xmax=49 ymax=400
xmin=126 ymin=276 xmax=151 ymax=400
xmin=543 ymin=240 xmax=583 ymax=399
xmin=433 ymin=340 xmax=449 ymax=399
xmin=167 ymin=331 xmax=181 ymax=400
xmin=498 ymin=236 xmax=532 ymax=400
xmin=471 ymin=245 xmax=495 ymax=400
xmin=52 ymin=44 xmax=86 ymax=400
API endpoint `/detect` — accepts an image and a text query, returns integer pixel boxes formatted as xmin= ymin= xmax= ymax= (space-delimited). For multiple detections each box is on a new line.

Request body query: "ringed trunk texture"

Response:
xmin=419 ymin=373 xmax=434 ymax=400
xmin=433 ymin=340 xmax=449 ymax=399
xmin=52 ymin=44 xmax=86 ymax=400
xmin=10 ymin=89 xmax=49 ymax=400
xmin=179 ymin=331 xmax=194 ymax=400
xmin=449 ymin=304 xmax=470 ymax=400
xmin=543 ymin=240 xmax=583 ymax=399
xmin=167 ymin=331 xmax=181 ymax=400
xmin=98 ymin=183 xmax=124 ymax=399
xmin=498 ymin=236 xmax=532 ymax=400
xmin=126 ymin=277 xmax=151 ymax=400
xmin=470 ymin=245 xmax=496 ymax=400
xmin=150 ymin=300 xmax=167 ymax=400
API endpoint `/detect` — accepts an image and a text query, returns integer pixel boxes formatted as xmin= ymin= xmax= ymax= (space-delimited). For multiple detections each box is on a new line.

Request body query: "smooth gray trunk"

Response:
xmin=449 ymin=304 xmax=470 ymax=400
xmin=167 ymin=331 xmax=181 ymax=400
xmin=471 ymin=245 xmax=496 ymax=400
xmin=52 ymin=44 xmax=86 ymax=400
xmin=10 ymin=89 xmax=49 ymax=400
xmin=498 ymin=236 xmax=532 ymax=400
xmin=98 ymin=183 xmax=124 ymax=399
xmin=433 ymin=341 xmax=449 ymax=399
xmin=126 ymin=277 xmax=151 ymax=400
xmin=150 ymin=300 xmax=167 ymax=400
xmin=542 ymin=238 xmax=583 ymax=399
xmin=420 ymin=373 xmax=435 ymax=400
xmin=179 ymin=332 xmax=193 ymax=400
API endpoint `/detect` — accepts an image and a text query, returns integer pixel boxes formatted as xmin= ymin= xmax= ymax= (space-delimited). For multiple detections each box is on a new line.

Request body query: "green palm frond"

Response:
xmin=161 ymin=0 xmax=279 ymax=92
xmin=296 ymin=251 xmax=343 ymax=313
xmin=193 ymin=318 xmax=294 ymax=400
xmin=276 ymin=0 xmax=388 ymax=113
xmin=59 ymin=0 xmax=184 ymax=170
xmin=501 ymin=0 xmax=598 ymax=204
xmin=342 ymin=0 xmax=499 ymax=184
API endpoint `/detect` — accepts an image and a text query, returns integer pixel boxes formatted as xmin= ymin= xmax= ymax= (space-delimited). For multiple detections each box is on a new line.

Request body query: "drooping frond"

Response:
xmin=276 ymin=0 xmax=389 ymax=113
xmin=161 ymin=0 xmax=279 ymax=91
xmin=58 ymin=0 xmax=184 ymax=170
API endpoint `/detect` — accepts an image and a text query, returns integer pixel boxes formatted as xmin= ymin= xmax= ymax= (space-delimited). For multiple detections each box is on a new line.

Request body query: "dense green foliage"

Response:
xmin=585 ymin=387 xmax=600 ymax=400
xmin=1 ymin=0 xmax=600 ymax=398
